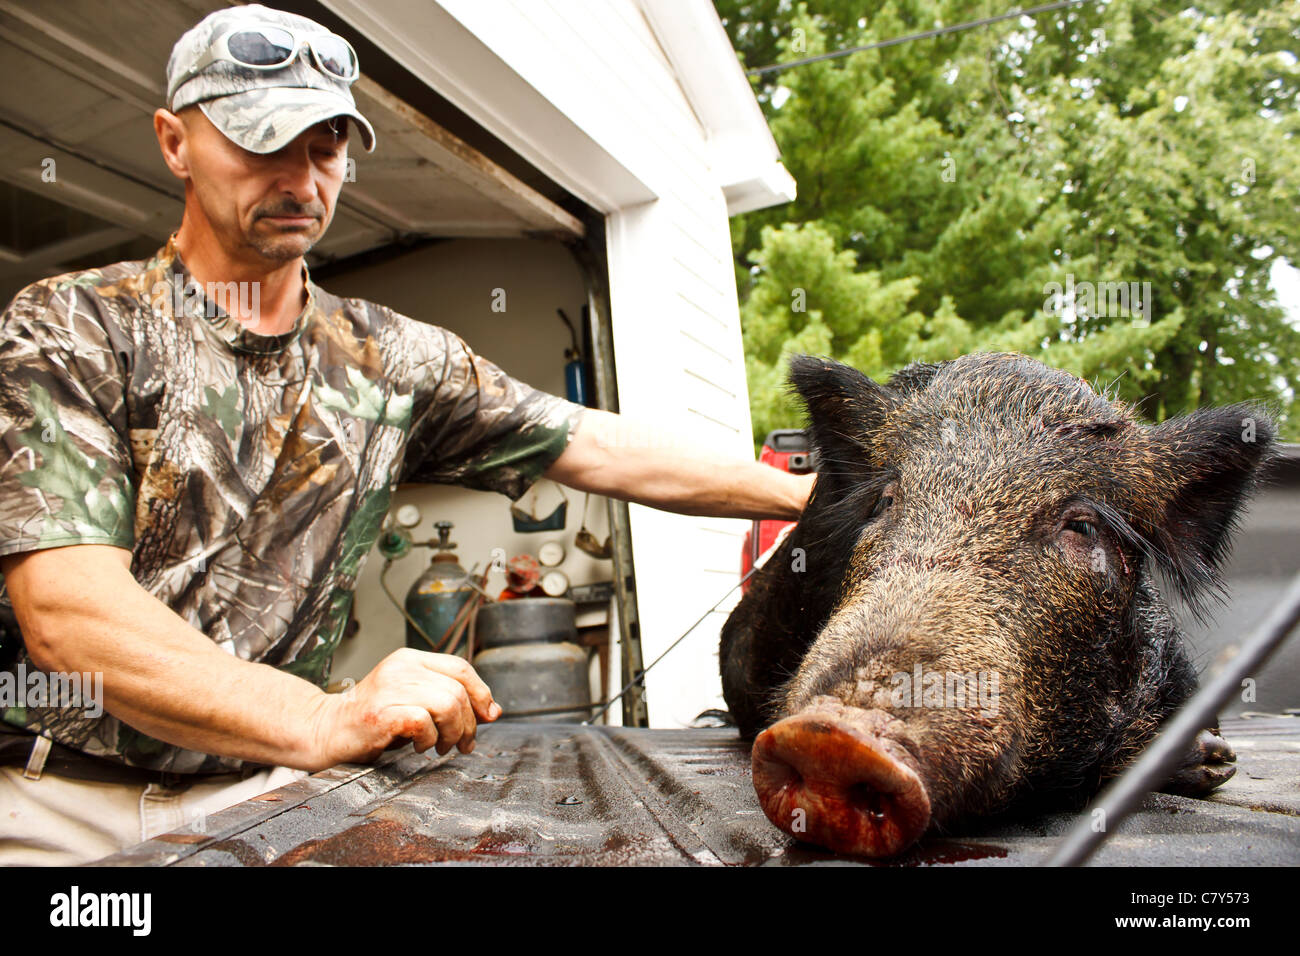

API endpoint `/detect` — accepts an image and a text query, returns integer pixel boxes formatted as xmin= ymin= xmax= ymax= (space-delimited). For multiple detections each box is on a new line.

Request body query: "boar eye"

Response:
xmin=869 ymin=494 xmax=894 ymax=521
xmin=1065 ymin=519 xmax=1098 ymax=538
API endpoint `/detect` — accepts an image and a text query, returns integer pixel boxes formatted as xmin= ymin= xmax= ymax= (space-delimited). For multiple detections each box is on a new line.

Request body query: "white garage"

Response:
xmin=0 ymin=0 xmax=795 ymax=726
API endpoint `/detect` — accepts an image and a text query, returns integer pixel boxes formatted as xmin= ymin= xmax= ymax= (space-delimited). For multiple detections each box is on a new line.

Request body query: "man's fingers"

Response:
xmin=425 ymin=679 xmax=476 ymax=755
xmin=417 ymin=652 xmax=498 ymax=721
xmin=429 ymin=702 xmax=464 ymax=755
xmin=381 ymin=705 xmax=437 ymax=753
xmin=356 ymin=651 xmax=495 ymax=760
xmin=457 ymin=712 xmax=477 ymax=754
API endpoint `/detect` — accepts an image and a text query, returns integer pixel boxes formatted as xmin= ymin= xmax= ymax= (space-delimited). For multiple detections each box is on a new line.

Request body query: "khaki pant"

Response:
xmin=0 ymin=761 xmax=308 ymax=866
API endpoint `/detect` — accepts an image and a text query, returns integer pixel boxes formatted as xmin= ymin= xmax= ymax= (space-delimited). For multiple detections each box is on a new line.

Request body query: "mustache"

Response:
xmin=255 ymin=199 xmax=326 ymax=220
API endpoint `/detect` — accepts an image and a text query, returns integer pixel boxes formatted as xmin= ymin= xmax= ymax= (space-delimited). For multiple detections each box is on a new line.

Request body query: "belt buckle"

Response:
xmin=23 ymin=735 xmax=52 ymax=780
xmin=155 ymin=770 xmax=187 ymax=789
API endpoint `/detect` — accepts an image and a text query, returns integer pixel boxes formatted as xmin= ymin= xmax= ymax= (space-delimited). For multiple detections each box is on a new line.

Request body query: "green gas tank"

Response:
xmin=404 ymin=520 xmax=474 ymax=653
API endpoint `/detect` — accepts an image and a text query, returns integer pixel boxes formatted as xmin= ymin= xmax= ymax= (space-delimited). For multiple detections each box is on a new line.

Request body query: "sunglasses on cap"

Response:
xmin=169 ymin=24 xmax=359 ymax=105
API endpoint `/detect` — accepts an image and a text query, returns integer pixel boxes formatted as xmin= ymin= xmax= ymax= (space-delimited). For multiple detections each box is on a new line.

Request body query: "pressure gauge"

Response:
xmin=395 ymin=504 xmax=421 ymax=528
xmin=538 ymin=540 xmax=566 ymax=567
xmin=541 ymin=570 xmax=570 ymax=597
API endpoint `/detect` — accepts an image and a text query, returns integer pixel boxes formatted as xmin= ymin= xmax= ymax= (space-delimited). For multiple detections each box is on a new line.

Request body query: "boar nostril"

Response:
xmin=847 ymin=783 xmax=889 ymax=821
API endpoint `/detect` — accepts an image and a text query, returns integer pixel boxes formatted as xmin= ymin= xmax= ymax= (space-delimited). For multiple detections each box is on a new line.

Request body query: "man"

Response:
xmin=0 ymin=4 xmax=812 ymax=865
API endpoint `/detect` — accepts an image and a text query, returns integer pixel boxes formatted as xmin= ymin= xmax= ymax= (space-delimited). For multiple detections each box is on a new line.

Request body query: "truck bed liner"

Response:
xmin=94 ymin=716 xmax=1300 ymax=866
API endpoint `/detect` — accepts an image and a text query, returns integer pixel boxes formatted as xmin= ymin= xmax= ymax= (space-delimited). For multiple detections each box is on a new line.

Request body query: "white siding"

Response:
xmin=435 ymin=0 xmax=755 ymax=726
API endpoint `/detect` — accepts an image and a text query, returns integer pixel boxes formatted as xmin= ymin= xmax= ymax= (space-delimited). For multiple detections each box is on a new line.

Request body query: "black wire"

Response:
xmin=500 ymin=701 xmax=607 ymax=719
xmin=584 ymin=562 xmax=762 ymax=725
xmin=745 ymin=0 xmax=1102 ymax=77
xmin=556 ymin=308 xmax=581 ymax=356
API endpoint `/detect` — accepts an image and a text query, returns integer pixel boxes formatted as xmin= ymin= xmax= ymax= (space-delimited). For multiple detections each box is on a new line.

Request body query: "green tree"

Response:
xmin=716 ymin=0 xmax=1300 ymax=446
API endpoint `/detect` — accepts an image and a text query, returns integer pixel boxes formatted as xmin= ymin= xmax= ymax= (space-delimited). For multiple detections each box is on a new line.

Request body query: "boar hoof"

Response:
xmin=1162 ymin=728 xmax=1238 ymax=797
xmin=752 ymin=701 xmax=931 ymax=858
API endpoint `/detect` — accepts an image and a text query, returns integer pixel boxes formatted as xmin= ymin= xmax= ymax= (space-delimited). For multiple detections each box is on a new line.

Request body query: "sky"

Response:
xmin=1273 ymin=259 xmax=1300 ymax=331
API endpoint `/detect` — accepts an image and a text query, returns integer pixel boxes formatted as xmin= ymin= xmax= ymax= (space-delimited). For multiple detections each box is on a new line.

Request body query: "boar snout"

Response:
xmin=752 ymin=697 xmax=932 ymax=857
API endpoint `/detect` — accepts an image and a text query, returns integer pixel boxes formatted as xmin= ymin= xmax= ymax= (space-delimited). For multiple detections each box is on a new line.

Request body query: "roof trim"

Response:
xmin=637 ymin=0 xmax=796 ymax=216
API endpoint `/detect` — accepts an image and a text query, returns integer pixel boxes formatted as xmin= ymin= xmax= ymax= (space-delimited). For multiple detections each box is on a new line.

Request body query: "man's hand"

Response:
xmin=307 ymin=649 xmax=502 ymax=766
xmin=0 ymin=545 xmax=501 ymax=773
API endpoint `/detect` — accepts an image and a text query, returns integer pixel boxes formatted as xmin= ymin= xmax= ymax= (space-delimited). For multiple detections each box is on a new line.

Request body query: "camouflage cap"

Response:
xmin=166 ymin=3 xmax=376 ymax=154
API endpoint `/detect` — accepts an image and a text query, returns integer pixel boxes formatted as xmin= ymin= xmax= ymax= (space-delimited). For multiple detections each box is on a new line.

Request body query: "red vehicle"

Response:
xmin=741 ymin=429 xmax=815 ymax=592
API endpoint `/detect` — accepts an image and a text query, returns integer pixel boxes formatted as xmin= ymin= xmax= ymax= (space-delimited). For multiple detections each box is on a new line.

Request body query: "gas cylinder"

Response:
xmin=404 ymin=521 xmax=473 ymax=652
xmin=471 ymin=598 xmax=591 ymax=721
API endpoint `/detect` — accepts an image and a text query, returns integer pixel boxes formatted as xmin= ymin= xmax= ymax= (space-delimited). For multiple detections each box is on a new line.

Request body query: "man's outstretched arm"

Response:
xmin=543 ymin=408 xmax=814 ymax=520
xmin=0 ymin=544 xmax=499 ymax=771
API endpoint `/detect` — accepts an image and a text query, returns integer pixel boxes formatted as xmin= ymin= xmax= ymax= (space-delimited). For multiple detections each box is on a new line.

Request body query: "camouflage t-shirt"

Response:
xmin=0 ymin=235 xmax=584 ymax=774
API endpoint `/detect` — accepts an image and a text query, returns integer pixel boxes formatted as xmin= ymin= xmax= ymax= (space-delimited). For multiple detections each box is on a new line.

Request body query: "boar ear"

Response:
xmin=787 ymin=354 xmax=895 ymax=470
xmin=1142 ymin=403 xmax=1277 ymax=615
xmin=887 ymin=361 xmax=943 ymax=395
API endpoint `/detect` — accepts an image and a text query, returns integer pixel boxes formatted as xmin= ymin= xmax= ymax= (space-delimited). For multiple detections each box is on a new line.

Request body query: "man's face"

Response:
xmin=173 ymin=108 xmax=348 ymax=263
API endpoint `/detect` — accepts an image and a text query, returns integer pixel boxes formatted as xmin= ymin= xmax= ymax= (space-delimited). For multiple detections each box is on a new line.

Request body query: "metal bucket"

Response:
xmin=474 ymin=598 xmax=576 ymax=649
